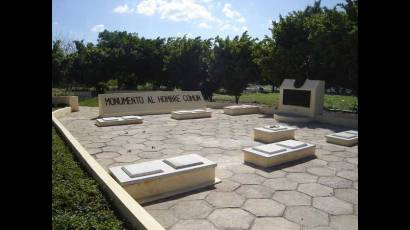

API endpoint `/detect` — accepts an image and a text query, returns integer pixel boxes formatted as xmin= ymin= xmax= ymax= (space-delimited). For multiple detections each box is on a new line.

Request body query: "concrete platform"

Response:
xmin=171 ymin=109 xmax=212 ymax=120
xmin=243 ymin=140 xmax=316 ymax=168
xmin=254 ymin=125 xmax=296 ymax=143
xmin=109 ymin=154 xmax=220 ymax=204
xmin=224 ymin=104 xmax=260 ymax=116
xmin=326 ymin=130 xmax=358 ymax=146
xmin=274 ymin=112 xmax=314 ymax=123
xmin=96 ymin=115 xmax=143 ymax=127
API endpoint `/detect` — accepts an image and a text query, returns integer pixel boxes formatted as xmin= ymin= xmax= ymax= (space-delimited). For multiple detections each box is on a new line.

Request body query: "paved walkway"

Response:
xmin=60 ymin=107 xmax=358 ymax=230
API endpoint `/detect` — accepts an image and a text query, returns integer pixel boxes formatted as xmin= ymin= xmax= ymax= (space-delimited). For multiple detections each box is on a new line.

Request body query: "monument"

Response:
xmin=325 ymin=130 xmax=358 ymax=146
xmin=109 ymin=154 xmax=220 ymax=204
xmin=253 ymin=124 xmax=296 ymax=143
xmin=274 ymin=79 xmax=325 ymax=122
xmin=98 ymin=91 xmax=206 ymax=117
xmin=243 ymin=140 xmax=316 ymax=168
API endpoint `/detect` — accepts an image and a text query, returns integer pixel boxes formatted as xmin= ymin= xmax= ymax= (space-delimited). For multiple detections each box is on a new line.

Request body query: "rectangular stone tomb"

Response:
xmin=254 ymin=125 xmax=297 ymax=143
xmin=325 ymin=130 xmax=358 ymax=146
xmin=95 ymin=115 xmax=143 ymax=127
xmin=243 ymin=140 xmax=315 ymax=168
xmin=109 ymin=154 xmax=220 ymax=204
xmin=223 ymin=104 xmax=260 ymax=116
xmin=171 ymin=109 xmax=212 ymax=120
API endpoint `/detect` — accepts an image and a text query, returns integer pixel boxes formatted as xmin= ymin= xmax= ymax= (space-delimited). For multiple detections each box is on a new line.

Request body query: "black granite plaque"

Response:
xmin=283 ymin=89 xmax=311 ymax=107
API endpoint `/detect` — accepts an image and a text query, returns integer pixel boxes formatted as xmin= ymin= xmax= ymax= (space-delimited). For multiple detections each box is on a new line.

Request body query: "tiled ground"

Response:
xmin=60 ymin=106 xmax=358 ymax=230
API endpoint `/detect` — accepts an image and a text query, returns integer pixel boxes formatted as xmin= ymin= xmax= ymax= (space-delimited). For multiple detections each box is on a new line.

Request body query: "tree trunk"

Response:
xmin=272 ymin=83 xmax=275 ymax=92
xmin=235 ymin=96 xmax=239 ymax=104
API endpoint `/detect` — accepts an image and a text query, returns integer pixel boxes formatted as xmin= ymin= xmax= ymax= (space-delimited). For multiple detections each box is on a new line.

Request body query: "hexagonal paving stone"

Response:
xmin=283 ymin=164 xmax=307 ymax=173
xmin=255 ymin=169 xmax=287 ymax=179
xmin=317 ymin=155 xmax=344 ymax=162
xmin=214 ymin=180 xmax=240 ymax=192
xmin=180 ymin=190 xmax=211 ymax=201
xmin=102 ymin=146 xmax=125 ymax=152
xmin=336 ymin=170 xmax=358 ymax=181
xmin=148 ymin=135 xmax=167 ymax=141
xmin=273 ymin=191 xmax=312 ymax=206
xmin=318 ymin=177 xmax=352 ymax=189
xmin=87 ymin=148 xmax=103 ymax=155
xmin=95 ymin=152 xmax=120 ymax=159
xmin=334 ymin=188 xmax=358 ymax=204
xmin=171 ymin=200 xmax=213 ymax=219
xmin=307 ymin=167 xmax=336 ymax=177
xmin=313 ymin=197 xmax=353 ymax=215
xmin=84 ymin=142 xmax=105 ymax=148
xmin=146 ymin=209 xmax=178 ymax=228
xmin=208 ymin=208 xmax=254 ymax=230
xmin=138 ymin=151 xmax=163 ymax=159
xmin=303 ymin=227 xmax=336 ymax=230
xmin=298 ymin=183 xmax=333 ymax=197
xmin=114 ymin=154 xmax=141 ymax=163
xmin=345 ymin=157 xmax=358 ymax=165
xmin=243 ymin=199 xmax=285 ymax=217
xmin=330 ymin=215 xmax=358 ymax=230
xmin=205 ymin=191 xmax=245 ymax=208
xmin=231 ymin=173 xmax=266 ymax=185
xmin=143 ymin=199 xmax=178 ymax=210
xmin=251 ymin=217 xmax=300 ymax=230
xmin=225 ymin=164 xmax=256 ymax=174
xmin=285 ymin=206 xmax=329 ymax=227
xmin=287 ymin=173 xmax=318 ymax=183
xmin=236 ymin=185 xmax=274 ymax=198
xmin=328 ymin=162 xmax=356 ymax=171
xmin=353 ymin=181 xmax=358 ymax=190
xmin=96 ymin=158 xmax=115 ymax=168
xmin=263 ymin=178 xmax=298 ymax=190
xmin=215 ymin=168 xmax=233 ymax=179
xmin=170 ymin=219 xmax=217 ymax=230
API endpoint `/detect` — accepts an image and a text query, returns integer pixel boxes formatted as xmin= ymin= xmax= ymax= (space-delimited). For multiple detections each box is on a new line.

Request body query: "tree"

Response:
xmin=210 ymin=32 xmax=260 ymax=103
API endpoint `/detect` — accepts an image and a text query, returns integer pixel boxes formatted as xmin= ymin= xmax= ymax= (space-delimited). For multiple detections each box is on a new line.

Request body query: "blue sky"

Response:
xmin=52 ymin=0 xmax=345 ymax=43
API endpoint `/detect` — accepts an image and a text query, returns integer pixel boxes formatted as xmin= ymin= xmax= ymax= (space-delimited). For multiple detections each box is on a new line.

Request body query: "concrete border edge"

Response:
xmin=52 ymin=107 xmax=165 ymax=230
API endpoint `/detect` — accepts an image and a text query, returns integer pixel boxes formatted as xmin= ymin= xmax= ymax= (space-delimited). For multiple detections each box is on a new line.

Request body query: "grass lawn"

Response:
xmin=79 ymin=92 xmax=357 ymax=111
xmin=52 ymin=126 xmax=127 ymax=229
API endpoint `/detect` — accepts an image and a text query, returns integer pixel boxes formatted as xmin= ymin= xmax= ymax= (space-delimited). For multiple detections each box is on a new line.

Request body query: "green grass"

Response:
xmin=52 ymin=127 xmax=127 ymax=229
xmin=79 ymin=92 xmax=357 ymax=111
xmin=213 ymin=92 xmax=357 ymax=111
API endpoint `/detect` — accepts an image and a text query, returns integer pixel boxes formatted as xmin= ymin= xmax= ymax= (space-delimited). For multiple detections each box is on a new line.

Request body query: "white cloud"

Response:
xmin=198 ymin=22 xmax=211 ymax=29
xmin=91 ymin=24 xmax=105 ymax=33
xmin=222 ymin=3 xmax=246 ymax=23
xmin=136 ymin=0 xmax=218 ymax=22
xmin=220 ymin=23 xmax=240 ymax=33
xmin=113 ymin=4 xmax=133 ymax=14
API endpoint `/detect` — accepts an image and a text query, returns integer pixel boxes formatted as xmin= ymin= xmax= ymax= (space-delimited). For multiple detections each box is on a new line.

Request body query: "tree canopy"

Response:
xmin=52 ymin=0 xmax=358 ymax=100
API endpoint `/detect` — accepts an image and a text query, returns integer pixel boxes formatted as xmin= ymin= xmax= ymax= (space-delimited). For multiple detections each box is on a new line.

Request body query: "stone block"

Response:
xmin=223 ymin=104 xmax=260 ymax=116
xmin=109 ymin=154 xmax=219 ymax=203
xmin=171 ymin=109 xmax=212 ymax=120
xmin=325 ymin=130 xmax=358 ymax=146
xmin=95 ymin=115 xmax=143 ymax=127
xmin=243 ymin=140 xmax=315 ymax=168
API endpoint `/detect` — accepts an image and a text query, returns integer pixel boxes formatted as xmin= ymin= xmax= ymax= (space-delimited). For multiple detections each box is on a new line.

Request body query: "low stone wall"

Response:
xmin=259 ymin=106 xmax=275 ymax=115
xmin=52 ymin=108 xmax=164 ymax=230
xmin=52 ymin=96 xmax=79 ymax=112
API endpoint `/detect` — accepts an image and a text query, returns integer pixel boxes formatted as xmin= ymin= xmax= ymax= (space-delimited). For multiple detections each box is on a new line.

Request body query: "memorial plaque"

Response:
xmin=163 ymin=154 xmax=204 ymax=169
xmin=98 ymin=91 xmax=206 ymax=117
xmin=122 ymin=163 xmax=164 ymax=178
xmin=276 ymin=140 xmax=308 ymax=149
xmin=252 ymin=144 xmax=287 ymax=154
xmin=283 ymin=89 xmax=311 ymax=107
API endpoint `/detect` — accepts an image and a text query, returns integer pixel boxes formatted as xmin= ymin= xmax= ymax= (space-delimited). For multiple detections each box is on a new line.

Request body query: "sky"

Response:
xmin=52 ymin=0 xmax=345 ymax=43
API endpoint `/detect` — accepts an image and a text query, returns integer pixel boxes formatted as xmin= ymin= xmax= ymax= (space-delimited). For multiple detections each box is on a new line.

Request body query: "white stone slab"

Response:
xmin=98 ymin=91 xmax=206 ymax=117
xmin=252 ymin=144 xmax=287 ymax=154
xmin=103 ymin=117 xmax=121 ymax=121
xmin=224 ymin=104 xmax=260 ymax=115
xmin=344 ymin=130 xmax=358 ymax=135
xmin=122 ymin=162 xmax=164 ymax=178
xmin=276 ymin=140 xmax=308 ymax=149
xmin=171 ymin=109 xmax=212 ymax=120
xmin=332 ymin=132 xmax=357 ymax=139
xmin=163 ymin=154 xmax=204 ymax=169
xmin=122 ymin=115 xmax=142 ymax=120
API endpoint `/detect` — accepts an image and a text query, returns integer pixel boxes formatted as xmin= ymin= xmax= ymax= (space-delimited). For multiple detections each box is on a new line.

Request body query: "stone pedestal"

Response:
xmin=224 ymin=105 xmax=260 ymax=116
xmin=325 ymin=130 xmax=358 ymax=146
xmin=95 ymin=115 xmax=143 ymax=127
xmin=171 ymin=109 xmax=212 ymax=120
xmin=254 ymin=125 xmax=296 ymax=143
xmin=109 ymin=154 xmax=220 ymax=204
xmin=243 ymin=140 xmax=315 ymax=168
